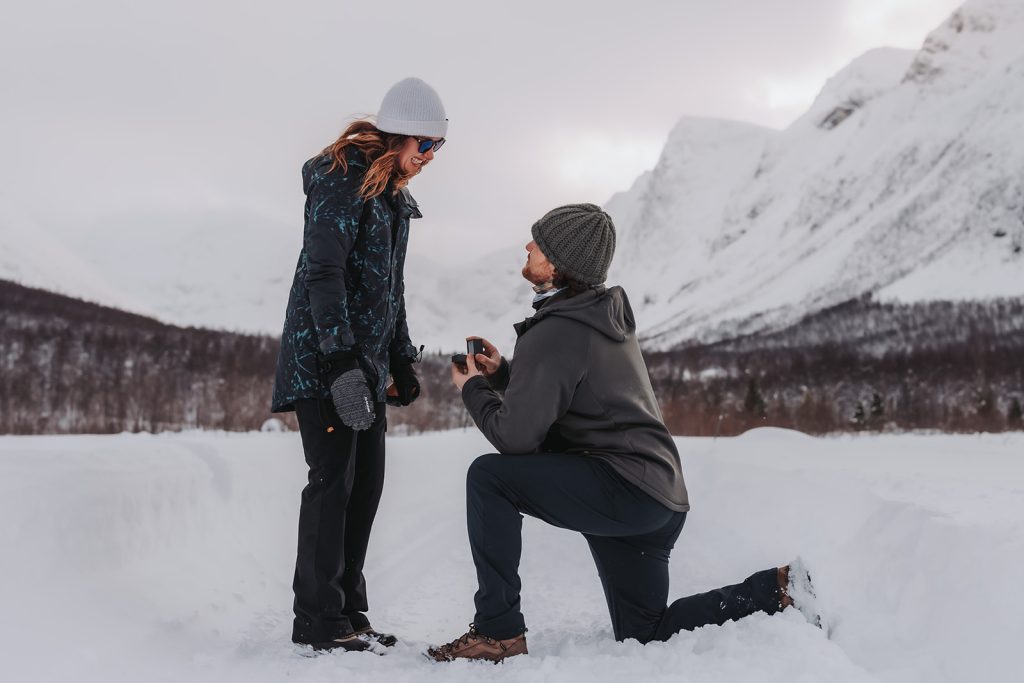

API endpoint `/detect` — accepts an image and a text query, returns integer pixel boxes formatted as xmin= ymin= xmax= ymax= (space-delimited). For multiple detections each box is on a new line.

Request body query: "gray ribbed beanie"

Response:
xmin=531 ymin=203 xmax=616 ymax=285
xmin=376 ymin=77 xmax=448 ymax=138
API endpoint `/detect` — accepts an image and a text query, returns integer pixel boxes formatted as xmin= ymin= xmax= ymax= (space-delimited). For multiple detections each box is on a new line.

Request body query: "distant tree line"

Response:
xmin=645 ymin=295 xmax=1024 ymax=436
xmin=2 ymin=280 xmax=1021 ymax=436
xmin=0 ymin=279 xmax=292 ymax=434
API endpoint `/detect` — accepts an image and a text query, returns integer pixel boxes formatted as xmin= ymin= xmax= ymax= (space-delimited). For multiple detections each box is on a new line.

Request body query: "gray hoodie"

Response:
xmin=461 ymin=285 xmax=689 ymax=512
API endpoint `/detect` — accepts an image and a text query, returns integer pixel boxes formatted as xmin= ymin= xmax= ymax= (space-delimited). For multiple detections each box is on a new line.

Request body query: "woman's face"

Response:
xmin=396 ymin=136 xmax=440 ymax=177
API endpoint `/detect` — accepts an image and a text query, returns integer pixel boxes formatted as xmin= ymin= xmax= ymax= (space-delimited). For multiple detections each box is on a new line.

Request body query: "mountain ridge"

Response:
xmin=605 ymin=0 xmax=1024 ymax=349
xmin=1 ymin=0 xmax=1020 ymax=353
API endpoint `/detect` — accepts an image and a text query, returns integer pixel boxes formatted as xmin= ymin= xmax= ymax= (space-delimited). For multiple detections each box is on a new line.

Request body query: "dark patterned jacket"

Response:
xmin=271 ymin=148 xmax=420 ymax=413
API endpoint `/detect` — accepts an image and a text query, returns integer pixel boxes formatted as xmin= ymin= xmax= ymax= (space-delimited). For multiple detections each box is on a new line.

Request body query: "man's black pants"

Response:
xmin=291 ymin=398 xmax=386 ymax=644
xmin=467 ymin=452 xmax=782 ymax=643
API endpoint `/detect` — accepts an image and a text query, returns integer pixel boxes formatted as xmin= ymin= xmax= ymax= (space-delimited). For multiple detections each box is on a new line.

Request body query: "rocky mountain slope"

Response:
xmin=605 ymin=0 xmax=1024 ymax=348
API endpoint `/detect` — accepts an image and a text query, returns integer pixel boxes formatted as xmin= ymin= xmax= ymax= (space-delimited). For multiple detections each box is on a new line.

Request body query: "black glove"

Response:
xmin=321 ymin=351 xmax=375 ymax=431
xmin=388 ymin=360 xmax=421 ymax=407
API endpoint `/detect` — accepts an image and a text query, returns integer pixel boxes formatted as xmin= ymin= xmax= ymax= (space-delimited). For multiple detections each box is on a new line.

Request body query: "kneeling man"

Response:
xmin=428 ymin=204 xmax=805 ymax=663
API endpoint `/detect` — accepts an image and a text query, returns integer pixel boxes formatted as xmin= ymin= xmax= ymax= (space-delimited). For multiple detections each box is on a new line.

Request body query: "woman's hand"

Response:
xmin=451 ymin=349 xmax=484 ymax=391
xmin=468 ymin=336 xmax=502 ymax=377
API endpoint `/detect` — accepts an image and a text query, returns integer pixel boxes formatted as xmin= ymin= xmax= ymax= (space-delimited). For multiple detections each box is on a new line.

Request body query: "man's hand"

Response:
xmin=467 ymin=336 xmax=502 ymax=377
xmin=451 ymin=349 xmax=484 ymax=391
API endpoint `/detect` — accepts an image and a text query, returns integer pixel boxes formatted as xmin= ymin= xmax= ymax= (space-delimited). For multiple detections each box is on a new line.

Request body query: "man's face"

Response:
xmin=522 ymin=240 xmax=556 ymax=286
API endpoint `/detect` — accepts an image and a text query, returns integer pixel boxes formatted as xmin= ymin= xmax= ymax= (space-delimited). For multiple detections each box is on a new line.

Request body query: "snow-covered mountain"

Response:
xmin=63 ymin=207 xmax=300 ymax=335
xmin=0 ymin=199 xmax=299 ymax=334
xmin=403 ymin=243 xmax=535 ymax=355
xmin=2 ymin=0 xmax=1021 ymax=353
xmin=0 ymin=198 xmax=156 ymax=316
xmin=0 ymin=194 xmax=530 ymax=353
xmin=606 ymin=0 xmax=1024 ymax=348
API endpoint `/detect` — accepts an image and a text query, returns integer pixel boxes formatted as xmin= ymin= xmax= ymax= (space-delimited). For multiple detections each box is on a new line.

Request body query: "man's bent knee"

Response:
xmin=466 ymin=450 xmax=505 ymax=493
xmin=466 ymin=453 xmax=504 ymax=487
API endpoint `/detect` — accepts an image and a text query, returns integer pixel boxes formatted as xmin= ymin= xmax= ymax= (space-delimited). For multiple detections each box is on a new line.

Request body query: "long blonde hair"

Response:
xmin=320 ymin=120 xmax=414 ymax=199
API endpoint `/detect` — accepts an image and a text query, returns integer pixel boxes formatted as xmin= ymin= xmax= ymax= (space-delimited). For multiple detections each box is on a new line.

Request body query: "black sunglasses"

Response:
xmin=414 ymin=137 xmax=446 ymax=154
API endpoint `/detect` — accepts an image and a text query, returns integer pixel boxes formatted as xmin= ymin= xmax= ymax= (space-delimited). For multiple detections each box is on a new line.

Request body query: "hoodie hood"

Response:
xmin=520 ymin=285 xmax=635 ymax=342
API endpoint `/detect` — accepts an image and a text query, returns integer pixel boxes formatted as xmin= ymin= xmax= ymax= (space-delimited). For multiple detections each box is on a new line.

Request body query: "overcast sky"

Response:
xmin=1 ymin=0 xmax=962 ymax=264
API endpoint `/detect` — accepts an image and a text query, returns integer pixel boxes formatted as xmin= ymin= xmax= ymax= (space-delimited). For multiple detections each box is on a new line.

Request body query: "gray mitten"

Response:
xmin=322 ymin=351 xmax=375 ymax=431
xmin=330 ymin=369 xmax=375 ymax=431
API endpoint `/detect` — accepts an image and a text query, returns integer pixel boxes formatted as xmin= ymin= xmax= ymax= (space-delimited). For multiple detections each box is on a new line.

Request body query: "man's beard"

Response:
xmin=522 ymin=263 xmax=553 ymax=290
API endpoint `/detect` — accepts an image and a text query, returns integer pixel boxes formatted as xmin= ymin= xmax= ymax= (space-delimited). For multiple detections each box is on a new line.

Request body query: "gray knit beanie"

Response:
xmin=531 ymin=203 xmax=616 ymax=285
xmin=376 ymin=77 xmax=448 ymax=138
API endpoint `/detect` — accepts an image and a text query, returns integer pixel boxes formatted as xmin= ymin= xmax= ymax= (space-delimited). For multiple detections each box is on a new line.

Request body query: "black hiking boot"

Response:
xmin=353 ymin=626 xmax=398 ymax=648
xmin=298 ymin=633 xmax=373 ymax=653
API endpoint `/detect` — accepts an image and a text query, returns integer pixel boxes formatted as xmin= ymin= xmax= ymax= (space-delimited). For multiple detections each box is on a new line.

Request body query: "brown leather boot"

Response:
xmin=778 ymin=565 xmax=795 ymax=609
xmin=778 ymin=558 xmax=822 ymax=628
xmin=426 ymin=624 xmax=527 ymax=663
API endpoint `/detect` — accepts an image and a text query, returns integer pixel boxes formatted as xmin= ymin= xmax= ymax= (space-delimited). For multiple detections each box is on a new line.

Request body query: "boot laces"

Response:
xmin=439 ymin=624 xmax=492 ymax=654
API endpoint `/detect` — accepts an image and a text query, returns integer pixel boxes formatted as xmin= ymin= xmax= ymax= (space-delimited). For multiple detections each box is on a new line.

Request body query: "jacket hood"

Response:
xmin=302 ymin=147 xmax=368 ymax=196
xmin=528 ymin=285 xmax=636 ymax=342
xmin=300 ymin=149 xmax=421 ymax=219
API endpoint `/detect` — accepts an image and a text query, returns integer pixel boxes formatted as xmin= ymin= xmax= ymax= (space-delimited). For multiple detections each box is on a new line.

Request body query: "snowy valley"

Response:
xmin=4 ymin=2 xmax=1024 ymax=682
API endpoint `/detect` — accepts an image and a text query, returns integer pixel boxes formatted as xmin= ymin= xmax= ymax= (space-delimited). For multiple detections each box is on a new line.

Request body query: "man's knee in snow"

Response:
xmin=621 ymin=620 xmax=661 ymax=645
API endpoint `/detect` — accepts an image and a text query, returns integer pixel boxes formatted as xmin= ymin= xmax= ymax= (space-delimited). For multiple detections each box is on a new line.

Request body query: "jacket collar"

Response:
xmin=513 ymin=286 xmax=606 ymax=338
xmin=385 ymin=186 xmax=423 ymax=219
xmin=398 ymin=188 xmax=423 ymax=219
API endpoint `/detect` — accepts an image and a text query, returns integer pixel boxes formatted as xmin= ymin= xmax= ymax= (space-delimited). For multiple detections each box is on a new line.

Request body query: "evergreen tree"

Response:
xmin=870 ymin=392 xmax=885 ymax=420
xmin=975 ymin=385 xmax=997 ymax=431
xmin=974 ymin=386 xmax=994 ymax=416
xmin=1009 ymin=398 xmax=1023 ymax=429
xmin=743 ymin=378 xmax=767 ymax=419
xmin=851 ymin=402 xmax=866 ymax=429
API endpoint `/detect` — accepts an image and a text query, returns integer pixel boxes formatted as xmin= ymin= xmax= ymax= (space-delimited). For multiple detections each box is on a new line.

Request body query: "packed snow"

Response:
xmin=2 ymin=428 xmax=1021 ymax=682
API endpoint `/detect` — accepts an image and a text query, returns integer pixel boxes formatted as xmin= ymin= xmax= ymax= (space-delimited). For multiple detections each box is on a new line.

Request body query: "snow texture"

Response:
xmin=2 ymin=428 xmax=1022 ymax=682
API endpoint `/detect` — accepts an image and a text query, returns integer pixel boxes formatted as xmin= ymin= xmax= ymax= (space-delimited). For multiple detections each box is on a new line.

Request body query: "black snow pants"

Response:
xmin=291 ymin=398 xmax=386 ymax=644
xmin=466 ymin=452 xmax=783 ymax=643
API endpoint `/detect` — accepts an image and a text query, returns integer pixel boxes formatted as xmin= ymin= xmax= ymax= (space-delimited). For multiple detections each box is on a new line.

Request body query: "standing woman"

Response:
xmin=271 ymin=77 xmax=447 ymax=652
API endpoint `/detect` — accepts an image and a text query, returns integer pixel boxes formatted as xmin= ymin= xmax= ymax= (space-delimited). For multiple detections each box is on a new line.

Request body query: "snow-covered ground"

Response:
xmin=1 ymin=428 xmax=1021 ymax=683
